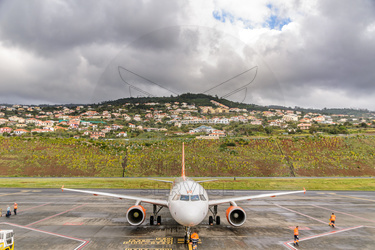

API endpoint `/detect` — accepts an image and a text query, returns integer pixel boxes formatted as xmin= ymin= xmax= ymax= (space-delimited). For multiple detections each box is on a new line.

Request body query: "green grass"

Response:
xmin=0 ymin=178 xmax=374 ymax=191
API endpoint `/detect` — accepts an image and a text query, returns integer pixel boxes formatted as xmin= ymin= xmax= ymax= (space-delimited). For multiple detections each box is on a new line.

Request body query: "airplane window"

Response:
xmin=180 ymin=195 xmax=189 ymax=201
xmin=199 ymin=195 xmax=206 ymax=201
xmin=191 ymin=195 xmax=200 ymax=201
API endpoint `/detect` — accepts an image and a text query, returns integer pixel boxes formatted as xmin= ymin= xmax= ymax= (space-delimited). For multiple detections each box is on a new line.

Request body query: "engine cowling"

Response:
xmin=126 ymin=205 xmax=146 ymax=226
xmin=226 ymin=206 xmax=246 ymax=227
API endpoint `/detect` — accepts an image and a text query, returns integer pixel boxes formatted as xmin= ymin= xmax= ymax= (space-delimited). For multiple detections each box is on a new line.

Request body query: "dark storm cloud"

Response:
xmin=0 ymin=0 xmax=184 ymax=56
xmin=92 ymin=26 xmax=278 ymax=105
xmin=0 ymin=0 xmax=187 ymax=104
xmin=260 ymin=0 xmax=375 ymax=108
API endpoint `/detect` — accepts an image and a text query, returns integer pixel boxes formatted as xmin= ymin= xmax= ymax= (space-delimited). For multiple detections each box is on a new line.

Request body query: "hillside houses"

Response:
xmin=0 ymin=97 xmax=373 ymax=138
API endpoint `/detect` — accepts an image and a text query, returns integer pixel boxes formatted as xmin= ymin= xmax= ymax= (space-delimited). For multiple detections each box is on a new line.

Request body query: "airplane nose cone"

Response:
xmin=171 ymin=203 xmax=207 ymax=227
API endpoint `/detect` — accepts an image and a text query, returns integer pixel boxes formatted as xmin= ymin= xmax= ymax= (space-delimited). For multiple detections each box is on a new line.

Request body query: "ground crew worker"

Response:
xmin=191 ymin=232 xmax=199 ymax=250
xmin=6 ymin=205 xmax=11 ymax=218
xmin=293 ymin=226 xmax=299 ymax=246
xmin=14 ymin=202 xmax=18 ymax=215
xmin=329 ymin=213 xmax=336 ymax=227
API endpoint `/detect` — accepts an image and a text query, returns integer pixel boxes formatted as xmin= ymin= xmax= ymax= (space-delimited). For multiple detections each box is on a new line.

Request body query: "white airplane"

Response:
xmin=62 ymin=143 xmax=306 ymax=242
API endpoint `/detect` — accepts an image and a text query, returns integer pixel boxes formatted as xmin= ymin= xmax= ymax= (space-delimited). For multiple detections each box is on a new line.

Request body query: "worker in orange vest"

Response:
xmin=13 ymin=202 xmax=18 ymax=215
xmin=191 ymin=232 xmax=199 ymax=250
xmin=293 ymin=226 xmax=299 ymax=246
xmin=329 ymin=213 xmax=336 ymax=228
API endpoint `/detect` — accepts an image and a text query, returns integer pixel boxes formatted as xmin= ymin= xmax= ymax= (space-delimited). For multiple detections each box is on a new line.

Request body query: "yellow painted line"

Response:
xmin=125 ymin=249 xmax=172 ymax=250
xmin=332 ymin=194 xmax=375 ymax=202
xmin=188 ymin=243 xmax=192 ymax=250
xmin=123 ymin=237 xmax=174 ymax=245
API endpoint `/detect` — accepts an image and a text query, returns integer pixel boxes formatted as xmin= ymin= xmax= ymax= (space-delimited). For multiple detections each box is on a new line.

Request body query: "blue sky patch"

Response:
xmin=213 ymin=10 xmax=253 ymax=29
xmin=266 ymin=15 xmax=291 ymax=30
xmin=212 ymin=10 xmax=235 ymax=24
xmin=213 ymin=5 xmax=291 ymax=30
xmin=265 ymin=3 xmax=291 ymax=30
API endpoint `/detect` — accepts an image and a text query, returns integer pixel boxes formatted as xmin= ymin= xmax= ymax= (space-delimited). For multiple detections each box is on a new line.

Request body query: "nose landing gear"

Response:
xmin=184 ymin=226 xmax=191 ymax=244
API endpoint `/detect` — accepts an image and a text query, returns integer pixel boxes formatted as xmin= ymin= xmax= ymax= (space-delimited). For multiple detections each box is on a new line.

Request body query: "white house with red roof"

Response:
xmin=117 ymin=131 xmax=127 ymax=137
xmin=313 ymin=116 xmax=325 ymax=123
xmin=0 ymin=127 xmax=12 ymax=133
xmin=0 ymin=118 xmax=8 ymax=124
xmin=297 ymin=123 xmax=312 ymax=130
xmin=14 ymin=129 xmax=29 ymax=135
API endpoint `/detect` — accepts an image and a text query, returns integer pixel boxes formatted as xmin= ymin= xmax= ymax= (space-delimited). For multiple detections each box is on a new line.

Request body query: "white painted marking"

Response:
xmin=284 ymin=225 xmax=365 ymax=249
xmin=312 ymin=204 xmax=375 ymax=223
xmin=0 ymin=222 xmax=89 ymax=249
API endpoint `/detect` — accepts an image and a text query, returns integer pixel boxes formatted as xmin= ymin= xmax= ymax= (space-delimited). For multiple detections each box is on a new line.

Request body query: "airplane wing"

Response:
xmin=62 ymin=186 xmax=168 ymax=207
xmin=196 ymin=179 xmax=218 ymax=183
xmin=208 ymin=188 xmax=306 ymax=206
xmin=148 ymin=178 xmax=174 ymax=183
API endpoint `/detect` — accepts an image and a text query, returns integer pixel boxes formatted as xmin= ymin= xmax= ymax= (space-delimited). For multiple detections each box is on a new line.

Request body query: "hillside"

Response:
xmin=1 ymin=136 xmax=374 ymax=177
xmin=101 ymin=93 xmax=374 ymax=115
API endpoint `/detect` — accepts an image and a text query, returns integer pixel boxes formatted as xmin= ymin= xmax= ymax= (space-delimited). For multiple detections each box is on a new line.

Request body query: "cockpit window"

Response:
xmin=191 ymin=195 xmax=200 ymax=201
xmin=199 ymin=194 xmax=206 ymax=201
xmin=180 ymin=195 xmax=190 ymax=201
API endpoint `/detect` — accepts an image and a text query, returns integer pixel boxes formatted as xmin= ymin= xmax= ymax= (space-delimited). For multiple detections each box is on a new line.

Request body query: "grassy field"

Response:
xmin=0 ymin=177 xmax=374 ymax=191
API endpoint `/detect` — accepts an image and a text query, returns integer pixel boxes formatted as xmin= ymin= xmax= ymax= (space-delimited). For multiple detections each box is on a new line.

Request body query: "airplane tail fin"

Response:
xmin=182 ymin=142 xmax=186 ymax=179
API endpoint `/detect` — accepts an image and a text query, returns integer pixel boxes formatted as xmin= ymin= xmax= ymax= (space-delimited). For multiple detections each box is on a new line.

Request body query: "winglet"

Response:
xmin=303 ymin=187 xmax=306 ymax=194
xmin=182 ymin=142 xmax=186 ymax=180
xmin=61 ymin=185 xmax=64 ymax=192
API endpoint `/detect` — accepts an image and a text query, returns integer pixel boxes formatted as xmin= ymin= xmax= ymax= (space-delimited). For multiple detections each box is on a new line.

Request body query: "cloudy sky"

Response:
xmin=0 ymin=0 xmax=374 ymax=110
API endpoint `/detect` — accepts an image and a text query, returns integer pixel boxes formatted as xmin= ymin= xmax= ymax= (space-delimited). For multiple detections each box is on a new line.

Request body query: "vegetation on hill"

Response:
xmin=1 ymin=135 xmax=374 ymax=177
xmin=101 ymin=93 xmax=374 ymax=114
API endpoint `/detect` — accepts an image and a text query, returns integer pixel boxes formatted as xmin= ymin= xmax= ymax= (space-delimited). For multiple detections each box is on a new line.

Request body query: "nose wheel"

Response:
xmin=184 ymin=226 xmax=191 ymax=244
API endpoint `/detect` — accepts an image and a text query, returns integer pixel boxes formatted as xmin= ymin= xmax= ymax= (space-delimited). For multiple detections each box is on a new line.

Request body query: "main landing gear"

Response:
xmin=150 ymin=204 xmax=163 ymax=225
xmin=209 ymin=205 xmax=220 ymax=225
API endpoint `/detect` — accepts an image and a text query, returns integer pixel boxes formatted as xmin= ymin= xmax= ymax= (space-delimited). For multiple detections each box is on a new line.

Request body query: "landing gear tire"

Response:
xmin=157 ymin=215 xmax=161 ymax=225
xmin=150 ymin=216 xmax=154 ymax=225
xmin=209 ymin=216 xmax=213 ymax=225
xmin=216 ymin=216 xmax=220 ymax=225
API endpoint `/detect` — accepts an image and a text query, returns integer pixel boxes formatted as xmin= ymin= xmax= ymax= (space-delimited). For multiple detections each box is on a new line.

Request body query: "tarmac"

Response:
xmin=1 ymin=188 xmax=374 ymax=249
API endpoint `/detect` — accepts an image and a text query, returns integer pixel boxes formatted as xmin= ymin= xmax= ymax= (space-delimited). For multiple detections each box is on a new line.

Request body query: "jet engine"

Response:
xmin=226 ymin=206 xmax=246 ymax=227
xmin=126 ymin=205 xmax=146 ymax=226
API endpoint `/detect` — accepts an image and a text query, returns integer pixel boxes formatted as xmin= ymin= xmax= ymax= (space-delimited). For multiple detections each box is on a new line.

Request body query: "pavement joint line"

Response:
xmin=18 ymin=202 xmax=51 ymax=213
xmin=0 ymin=191 xmax=29 ymax=197
xmin=312 ymin=204 xmax=375 ymax=223
xmin=26 ymin=203 xmax=87 ymax=227
xmin=0 ymin=221 xmax=89 ymax=249
xmin=275 ymin=204 xmax=334 ymax=227
xmin=331 ymin=194 xmax=375 ymax=202
xmin=283 ymin=225 xmax=364 ymax=249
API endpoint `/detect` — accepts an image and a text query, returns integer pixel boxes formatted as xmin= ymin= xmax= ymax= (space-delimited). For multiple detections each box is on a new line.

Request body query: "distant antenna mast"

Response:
xmin=182 ymin=142 xmax=186 ymax=179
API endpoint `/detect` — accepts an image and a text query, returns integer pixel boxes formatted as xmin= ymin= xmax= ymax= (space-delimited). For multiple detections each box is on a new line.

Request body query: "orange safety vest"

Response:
xmin=330 ymin=214 xmax=336 ymax=221
xmin=14 ymin=203 xmax=18 ymax=209
xmin=294 ymin=228 xmax=299 ymax=235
